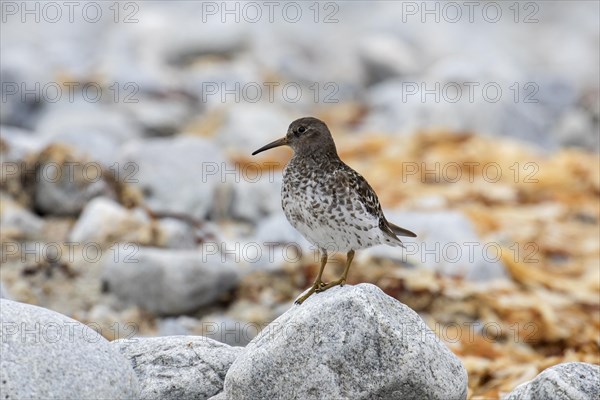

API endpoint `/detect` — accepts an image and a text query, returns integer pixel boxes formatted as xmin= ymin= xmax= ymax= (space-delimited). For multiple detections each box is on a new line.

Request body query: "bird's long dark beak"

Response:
xmin=252 ymin=137 xmax=288 ymax=155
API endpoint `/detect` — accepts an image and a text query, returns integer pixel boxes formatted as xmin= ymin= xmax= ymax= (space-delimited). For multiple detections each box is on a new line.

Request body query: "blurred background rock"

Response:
xmin=1 ymin=1 xmax=598 ymax=398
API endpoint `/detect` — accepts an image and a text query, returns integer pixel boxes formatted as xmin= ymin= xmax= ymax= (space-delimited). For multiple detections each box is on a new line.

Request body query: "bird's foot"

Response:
xmin=294 ymin=280 xmax=327 ymax=305
xmin=316 ymin=278 xmax=346 ymax=293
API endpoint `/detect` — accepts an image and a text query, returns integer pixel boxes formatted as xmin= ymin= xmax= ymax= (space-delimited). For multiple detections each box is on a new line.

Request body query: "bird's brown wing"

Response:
xmin=341 ymin=162 xmax=417 ymax=239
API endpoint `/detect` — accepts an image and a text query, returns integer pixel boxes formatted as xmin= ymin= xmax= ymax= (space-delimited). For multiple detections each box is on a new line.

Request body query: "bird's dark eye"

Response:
xmin=298 ymin=126 xmax=306 ymax=134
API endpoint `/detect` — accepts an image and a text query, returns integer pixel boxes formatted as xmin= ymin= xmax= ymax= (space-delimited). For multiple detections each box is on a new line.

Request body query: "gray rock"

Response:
xmin=156 ymin=316 xmax=200 ymax=337
xmin=35 ymin=102 xmax=142 ymax=166
xmin=216 ymin=104 xmax=291 ymax=153
xmin=119 ymin=136 xmax=227 ymax=220
xmin=229 ymin=171 xmax=282 ymax=223
xmin=0 ymin=193 xmax=44 ymax=239
xmin=0 ymin=299 xmax=139 ymax=399
xmin=0 ymin=126 xmax=48 ymax=163
xmin=554 ymin=108 xmax=600 ymax=151
xmin=69 ymin=197 xmax=150 ymax=245
xmin=199 ymin=315 xmax=257 ymax=347
xmin=157 ymin=218 xmax=198 ymax=249
xmin=122 ymin=95 xmax=195 ymax=137
xmin=157 ymin=315 xmax=257 ymax=347
xmin=360 ymin=73 xmax=561 ymax=149
xmin=222 ymin=283 xmax=467 ymax=400
xmin=32 ymin=146 xmax=118 ymax=216
xmin=208 ymin=392 xmax=226 ymax=400
xmin=140 ymin=2 xmax=248 ymax=65
xmin=112 ymin=336 xmax=243 ymax=400
xmin=252 ymin=21 xmax=365 ymax=101
xmin=35 ymin=171 xmax=117 ymax=216
xmin=251 ymin=214 xmax=314 ymax=271
xmin=254 ymin=214 xmax=312 ymax=251
xmin=185 ymin=59 xmax=262 ymax=110
xmin=503 ymin=362 xmax=600 ymax=400
xmin=363 ymin=211 xmax=507 ymax=281
xmin=0 ymin=43 xmax=53 ymax=129
xmin=102 ymin=247 xmax=239 ymax=315
xmin=358 ymin=33 xmax=420 ymax=84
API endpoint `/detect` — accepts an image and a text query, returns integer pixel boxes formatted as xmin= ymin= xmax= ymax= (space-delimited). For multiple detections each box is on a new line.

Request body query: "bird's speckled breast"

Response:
xmin=281 ymin=154 xmax=390 ymax=253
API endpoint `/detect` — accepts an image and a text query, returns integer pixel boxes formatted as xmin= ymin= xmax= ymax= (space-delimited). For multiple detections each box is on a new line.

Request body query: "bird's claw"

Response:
xmin=295 ymin=279 xmax=346 ymax=304
xmin=315 ymin=278 xmax=345 ymax=292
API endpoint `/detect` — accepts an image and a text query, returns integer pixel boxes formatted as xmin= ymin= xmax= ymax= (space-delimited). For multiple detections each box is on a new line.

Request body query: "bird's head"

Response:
xmin=252 ymin=117 xmax=337 ymax=157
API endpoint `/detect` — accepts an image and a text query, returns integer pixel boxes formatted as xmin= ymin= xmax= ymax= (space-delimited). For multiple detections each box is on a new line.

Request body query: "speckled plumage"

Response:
xmin=252 ymin=117 xmax=416 ymax=303
xmin=282 ymin=150 xmax=402 ymax=253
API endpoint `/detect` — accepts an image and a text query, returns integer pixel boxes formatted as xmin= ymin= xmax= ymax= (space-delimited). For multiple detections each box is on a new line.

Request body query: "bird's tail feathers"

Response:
xmin=387 ymin=221 xmax=417 ymax=238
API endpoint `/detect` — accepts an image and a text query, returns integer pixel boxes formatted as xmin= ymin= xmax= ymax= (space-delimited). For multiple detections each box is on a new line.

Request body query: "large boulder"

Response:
xmin=102 ymin=246 xmax=239 ymax=315
xmin=221 ymin=283 xmax=467 ymax=400
xmin=112 ymin=336 xmax=243 ymax=400
xmin=503 ymin=362 xmax=600 ymax=400
xmin=0 ymin=299 xmax=139 ymax=399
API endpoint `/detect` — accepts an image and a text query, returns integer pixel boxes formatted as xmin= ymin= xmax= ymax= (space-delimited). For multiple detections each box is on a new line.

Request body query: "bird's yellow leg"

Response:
xmin=295 ymin=251 xmax=328 ymax=304
xmin=314 ymin=251 xmax=328 ymax=288
xmin=317 ymin=250 xmax=355 ymax=292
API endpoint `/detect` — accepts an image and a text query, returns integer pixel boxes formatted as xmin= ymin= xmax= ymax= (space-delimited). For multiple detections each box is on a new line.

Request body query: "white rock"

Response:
xmin=251 ymin=214 xmax=314 ymax=270
xmin=185 ymin=60 xmax=262 ymax=111
xmin=69 ymin=197 xmax=150 ymax=245
xmin=199 ymin=314 xmax=258 ymax=347
xmin=0 ymin=126 xmax=48 ymax=162
xmin=0 ymin=194 xmax=44 ymax=239
xmin=216 ymin=104 xmax=291 ymax=153
xmin=222 ymin=284 xmax=467 ymax=400
xmin=35 ymin=177 xmax=116 ymax=216
xmin=157 ymin=218 xmax=198 ymax=249
xmin=102 ymin=247 xmax=239 ymax=315
xmin=229 ymin=171 xmax=282 ymax=223
xmin=157 ymin=315 xmax=260 ymax=347
xmin=358 ymin=33 xmax=420 ymax=84
xmin=112 ymin=336 xmax=243 ymax=400
xmin=364 ymin=211 xmax=507 ymax=281
xmin=503 ymin=362 xmax=600 ymax=400
xmin=254 ymin=214 xmax=311 ymax=251
xmin=33 ymin=150 xmax=118 ymax=216
xmin=36 ymin=102 xmax=142 ymax=166
xmin=119 ymin=136 xmax=228 ymax=220
xmin=0 ymin=299 xmax=139 ymax=399
xmin=119 ymin=91 xmax=195 ymax=138
xmin=554 ymin=108 xmax=599 ymax=150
